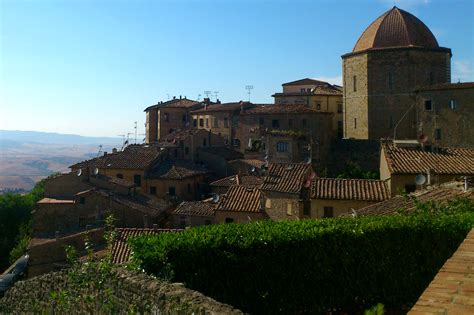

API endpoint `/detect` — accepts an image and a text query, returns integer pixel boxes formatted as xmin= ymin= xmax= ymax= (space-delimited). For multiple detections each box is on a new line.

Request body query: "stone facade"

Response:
xmin=44 ymin=172 xmax=92 ymax=199
xmin=343 ymin=48 xmax=451 ymax=140
xmin=147 ymin=175 xmax=208 ymax=201
xmin=214 ymin=210 xmax=267 ymax=224
xmin=416 ymin=83 xmax=474 ymax=148
xmin=262 ymin=192 xmax=306 ymax=221
xmin=310 ymin=199 xmax=380 ymax=218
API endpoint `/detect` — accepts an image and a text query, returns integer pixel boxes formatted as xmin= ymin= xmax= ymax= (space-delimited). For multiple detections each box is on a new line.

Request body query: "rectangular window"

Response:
xmin=316 ymin=103 xmax=321 ymax=110
xmin=80 ymin=197 xmax=85 ymax=204
xmin=259 ymin=117 xmax=264 ymax=125
xmin=272 ymin=119 xmax=280 ymax=128
xmin=116 ymin=174 xmax=123 ymax=179
xmin=224 ymin=117 xmax=229 ymax=128
xmin=435 ymin=128 xmax=442 ymax=140
xmin=354 ymin=118 xmax=357 ymax=129
xmin=300 ymin=88 xmax=306 ymax=92
xmin=405 ymin=184 xmax=416 ymax=193
xmin=199 ymin=119 xmax=204 ymax=127
xmin=213 ymin=117 xmax=218 ymax=127
xmin=164 ymin=113 xmax=169 ymax=122
xmin=337 ymin=103 xmax=343 ymax=113
xmin=323 ymin=206 xmax=334 ymax=218
xmin=425 ymin=100 xmax=433 ymax=111
xmin=150 ymin=186 xmax=156 ymax=195
xmin=353 ymin=75 xmax=357 ymax=92
xmin=450 ymin=99 xmax=457 ymax=110
xmin=277 ymin=142 xmax=289 ymax=152
xmin=134 ymin=174 xmax=141 ymax=186
xmin=225 ymin=218 xmax=234 ymax=224
xmin=168 ymin=187 xmax=176 ymax=196
xmin=205 ymin=118 xmax=209 ymax=128
xmin=265 ymin=198 xmax=272 ymax=209
xmin=232 ymin=138 xmax=240 ymax=147
xmin=303 ymin=201 xmax=311 ymax=216
xmin=193 ymin=119 xmax=197 ymax=127
xmin=286 ymin=202 xmax=293 ymax=216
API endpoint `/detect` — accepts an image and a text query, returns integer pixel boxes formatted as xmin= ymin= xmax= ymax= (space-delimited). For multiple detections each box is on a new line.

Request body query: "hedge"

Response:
xmin=130 ymin=202 xmax=474 ymax=314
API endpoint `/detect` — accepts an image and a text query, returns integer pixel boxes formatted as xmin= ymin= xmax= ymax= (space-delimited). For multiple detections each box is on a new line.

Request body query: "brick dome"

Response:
xmin=353 ymin=6 xmax=439 ymax=53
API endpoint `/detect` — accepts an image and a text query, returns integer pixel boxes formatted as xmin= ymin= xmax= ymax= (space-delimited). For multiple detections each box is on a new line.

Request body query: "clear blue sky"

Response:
xmin=1 ymin=0 xmax=473 ymax=137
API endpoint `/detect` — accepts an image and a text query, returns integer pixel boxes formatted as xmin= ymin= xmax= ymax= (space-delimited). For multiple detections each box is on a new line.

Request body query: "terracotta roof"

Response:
xmin=158 ymin=128 xmax=203 ymax=147
xmin=144 ymin=98 xmax=200 ymax=111
xmin=210 ymin=174 xmax=263 ymax=188
xmin=111 ymin=228 xmax=181 ymax=264
xmin=311 ymin=178 xmax=390 ymax=201
xmin=191 ymin=102 xmax=254 ymax=114
xmin=228 ymin=159 xmax=265 ymax=170
xmin=353 ymin=7 xmax=440 ymax=53
xmin=95 ymin=174 xmax=135 ymax=188
xmin=70 ymin=144 xmax=163 ymax=170
xmin=217 ymin=186 xmax=262 ymax=213
xmin=147 ymin=159 xmax=209 ymax=179
xmin=409 ymin=229 xmax=474 ymax=314
xmin=37 ymin=198 xmax=74 ymax=204
xmin=241 ymin=104 xmax=326 ymax=115
xmin=282 ymin=78 xmax=329 ymax=86
xmin=198 ymin=147 xmax=244 ymax=161
xmin=342 ymin=181 xmax=474 ymax=217
xmin=382 ymin=142 xmax=474 ymax=175
xmin=261 ymin=163 xmax=313 ymax=194
xmin=173 ymin=200 xmax=217 ymax=217
xmin=416 ymin=82 xmax=474 ymax=91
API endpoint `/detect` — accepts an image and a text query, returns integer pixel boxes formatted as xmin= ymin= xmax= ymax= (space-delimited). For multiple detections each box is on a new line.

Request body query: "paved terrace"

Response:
xmin=409 ymin=229 xmax=474 ymax=314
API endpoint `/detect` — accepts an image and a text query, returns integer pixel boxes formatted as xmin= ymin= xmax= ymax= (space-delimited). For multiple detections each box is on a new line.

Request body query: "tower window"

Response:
xmin=316 ymin=103 xmax=321 ymax=110
xmin=450 ymin=99 xmax=457 ymax=110
xmin=353 ymin=75 xmax=357 ymax=92
xmin=277 ymin=142 xmax=289 ymax=152
xmin=164 ymin=113 xmax=170 ymax=122
xmin=435 ymin=128 xmax=442 ymax=140
xmin=337 ymin=103 xmax=343 ymax=113
xmin=424 ymin=100 xmax=433 ymax=111
xmin=354 ymin=118 xmax=357 ymax=129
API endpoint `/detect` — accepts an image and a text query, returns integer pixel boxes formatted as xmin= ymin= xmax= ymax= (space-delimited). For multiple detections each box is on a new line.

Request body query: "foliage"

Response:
xmin=336 ymin=161 xmax=379 ymax=179
xmin=130 ymin=199 xmax=474 ymax=314
xmin=267 ymin=129 xmax=307 ymax=139
xmin=364 ymin=303 xmax=385 ymax=315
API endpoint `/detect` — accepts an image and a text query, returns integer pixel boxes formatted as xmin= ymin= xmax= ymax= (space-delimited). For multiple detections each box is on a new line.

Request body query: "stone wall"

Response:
xmin=0 ymin=268 xmax=242 ymax=314
xmin=44 ymin=172 xmax=92 ymax=199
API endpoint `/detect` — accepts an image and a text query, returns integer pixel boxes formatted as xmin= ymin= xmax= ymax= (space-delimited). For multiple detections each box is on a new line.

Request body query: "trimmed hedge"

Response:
xmin=130 ymin=206 xmax=474 ymax=314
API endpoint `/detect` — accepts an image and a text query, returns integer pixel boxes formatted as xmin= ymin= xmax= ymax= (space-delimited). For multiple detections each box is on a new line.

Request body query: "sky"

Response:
xmin=1 ymin=0 xmax=473 ymax=137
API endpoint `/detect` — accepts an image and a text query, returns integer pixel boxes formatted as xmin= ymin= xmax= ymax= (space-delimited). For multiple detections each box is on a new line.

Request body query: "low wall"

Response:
xmin=0 ymin=268 xmax=242 ymax=314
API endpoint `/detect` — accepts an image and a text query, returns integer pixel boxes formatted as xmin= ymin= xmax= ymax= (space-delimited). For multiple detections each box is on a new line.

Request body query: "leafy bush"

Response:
xmin=130 ymin=201 xmax=474 ymax=314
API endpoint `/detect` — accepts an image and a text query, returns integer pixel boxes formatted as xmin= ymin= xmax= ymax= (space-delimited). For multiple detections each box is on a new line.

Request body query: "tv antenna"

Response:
xmin=134 ymin=121 xmax=138 ymax=144
xmin=214 ymin=91 xmax=219 ymax=101
xmin=197 ymin=94 xmax=202 ymax=100
xmin=96 ymin=144 xmax=103 ymax=157
xmin=166 ymin=94 xmax=170 ymax=100
xmin=204 ymin=91 xmax=212 ymax=99
xmin=245 ymin=85 xmax=253 ymax=102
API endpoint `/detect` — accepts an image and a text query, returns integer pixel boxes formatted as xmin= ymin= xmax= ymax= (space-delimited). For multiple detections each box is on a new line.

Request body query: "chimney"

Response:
xmin=216 ymin=99 xmax=221 ymax=104
xmin=103 ymin=151 xmax=107 ymax=156
xmin=112 ymin=148 xmax=117 ymax=154
xmin=180 ymin=95 xmax=182 ymax=99
xmin=173 ymin=96 xmax=176 ymax=100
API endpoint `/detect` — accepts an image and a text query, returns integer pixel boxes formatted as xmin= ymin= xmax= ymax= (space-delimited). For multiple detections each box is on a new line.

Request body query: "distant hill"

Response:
xmin=0 ymin=130 xmax=121 ymax=146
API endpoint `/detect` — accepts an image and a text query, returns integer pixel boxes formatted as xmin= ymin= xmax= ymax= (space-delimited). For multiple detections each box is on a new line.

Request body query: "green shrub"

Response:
xmin=130 ymin=201 xmax=474 ymax=314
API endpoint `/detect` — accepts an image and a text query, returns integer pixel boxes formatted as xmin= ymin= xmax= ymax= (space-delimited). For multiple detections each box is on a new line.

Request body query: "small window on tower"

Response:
xmin=337 ymin=103 xmax=343 ymax=113
xmin=435 ymin=128 xmax=442 ymax=140
xmin=164 ymin=113 xmax=169 ymax=122
xmin=354 ymin=118 xmax=357 ymax=129
xmin=353 ymin=75 xmax=357 ymax=92
xmin=316 ymin=103 xmax=321 ymax=110
xmin=425 ymin=100 xmax=433 ymax=111
xmin=450 ymin=99 xmax=457 ymax=110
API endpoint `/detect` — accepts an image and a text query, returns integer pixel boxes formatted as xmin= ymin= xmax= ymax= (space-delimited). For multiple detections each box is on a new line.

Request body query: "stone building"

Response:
xmin=227 ymin=159 xmax=265 ymax=175
xmin=158 ymin=128 xmax=225 ymax=161
xmin=310 ymin=178 xmax=390 ymax=218
xmin=273 ymin=78 xmax=344 ymax=138
xmin=144 ymin=97 xmax=204 ymax=143
xmin=237 ymin=104 xmax=333 ymax=167
xmin=380 ymin=141 xmax=474 ymax=196
xmin=171 ymin=200 xmax=217 ymax=228
xmin=196 ymin=146 xmax=244 ymax=177
xmin=190 ymin=101 xmax=255 ymax=146
xmin=260 ymin=163 xmax=314 ymax=221
xmin=214 ymin=186 xmax=267 ymax=224
xmin=342 ymin=6 xmax=451 ymax=140
xmin=415 ymin=82 xmax=474 ymax=148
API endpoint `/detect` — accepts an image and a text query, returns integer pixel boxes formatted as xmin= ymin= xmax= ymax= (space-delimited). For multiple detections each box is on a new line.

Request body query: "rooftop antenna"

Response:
xmin=166 ymin=94 xmax=170 ymax=100
xmin=214 ymin=91 xmax=219 ymax=101
xmin=197 ymin=94 xmax=202 ymax=101
xmin=134 ymin=121 xmax=138 ymax=144
xmin=204 ymin=90 xmax=212 ymax=99
xmin=245 ymin=85 xmax=253 ymax=102
xmin=96 ymin=144 xmax=103 ymax=157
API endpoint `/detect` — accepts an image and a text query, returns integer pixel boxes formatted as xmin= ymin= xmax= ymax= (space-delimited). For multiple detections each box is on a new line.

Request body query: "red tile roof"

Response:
xmin=158 ymin=128 xmax=203 ymax=147
xmin=282 ymin=78 xmax=329 ymax=86
xmin=416 ymin=82 xmax=474 ymax=91
xmin=261 ymin=163 xmax=313 ymax=194
xmin=311 ymin=178 xmax=390 ymax=201
xmin=144 ymin=98 xmax=200 ymax=111
xmin=382 ymin=142 xmax=474 ymax=175
xmin=241 ymin=104 xmax=325 ymax=115
xmin=147 ymin=159 xmax=209 ymax=180
xmin=70 ymin=144 xmax=163 ymax=170
xmin=228 ymin=159 xmax=265 ymax=169
xmin=111 ymin=228 xmax=181 ymax=264
xmin=210 ymin=174 xmax=263 ymax=188
xmin=190 ymin=102 xmax=254 ymax=114
xmin=217 ymin=186 xmax=262 ymax=213
xmin=173 ymin=200 xmax=217 ymax=217
xmin=409 ymin=229 xmax=474 ymax=314
xmin=342 ymin=181 xmax=473 ymax=217
xmin=353 ymin=7 xmax=441 ymax=53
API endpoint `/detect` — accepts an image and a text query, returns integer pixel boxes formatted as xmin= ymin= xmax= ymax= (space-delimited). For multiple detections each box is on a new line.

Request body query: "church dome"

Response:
xmin=353 ymin=6 xmax=439 ymax=53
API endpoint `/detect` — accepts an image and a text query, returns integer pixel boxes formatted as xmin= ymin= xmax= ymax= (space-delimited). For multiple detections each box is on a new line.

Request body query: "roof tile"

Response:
xmin=311 ymin=178 xmax=390 ymax=201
